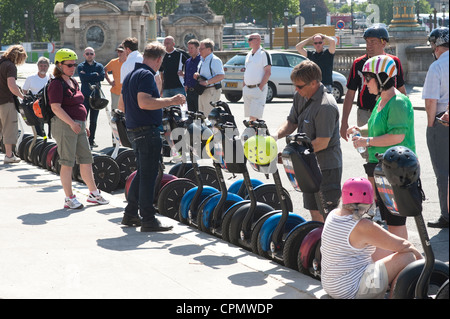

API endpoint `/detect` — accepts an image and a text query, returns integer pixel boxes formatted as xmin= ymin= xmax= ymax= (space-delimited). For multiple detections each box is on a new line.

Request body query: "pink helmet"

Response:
xmin=342 ymin=177 xmax=374 ymax=205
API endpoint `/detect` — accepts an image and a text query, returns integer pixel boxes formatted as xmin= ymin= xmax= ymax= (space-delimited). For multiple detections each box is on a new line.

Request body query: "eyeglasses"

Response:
xmin=62 ymin=63 xmax=78 ymax=68
xmin=314 ymin=42 xmax=323 ymax=45
xmin=85 ymin=52 xmax=94 ymax=56
xmin=295 ymin=83 xmax=309 ymax=90
xmin=364 ymin=74 xmax=374 ymax=83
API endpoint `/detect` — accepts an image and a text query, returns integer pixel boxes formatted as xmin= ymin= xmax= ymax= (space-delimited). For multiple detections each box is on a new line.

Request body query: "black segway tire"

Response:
xmin=252 ymin=184 xmax=293 ymax=212
xmin=157 ymin=178 xmax=196 ymax=219
xmin=221 ymin=201 xmax=250 ymax=242
xmin=92 ymin=154 xmax=121 ymax=193
xmin=392 ymin=260 xmax=449 ymax=299
xmin=17 ymin=134 xmax=34 ymax=160
xmin=282 ymin=221 xmax=323 ymax=271
xmin=228 ymin=202 xmax=275 ymax=248
xmin=114 ymin=149 xmax=136 ymax=187
xmin=168 ymin=162 xmax=193 ymax=177
xmin=436 ymin=280 xmax=449 ymax=299
xmin=183 ymin=166 xmax=219 ymax=188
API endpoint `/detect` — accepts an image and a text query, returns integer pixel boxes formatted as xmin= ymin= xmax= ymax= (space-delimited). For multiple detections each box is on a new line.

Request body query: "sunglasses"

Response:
xmin=314 ymin=42 xmax=323 ymax=45
xmin=295 ymin=83 xmax=309 ymax=90
xmin=62 ymin=63 xmax=78 ymax=68
xmin=364 ymin=74 xmax=374 ymax=83
xmin=85 ymin=52 xmax=94 ymax=56
xmin=248 ymin=38 xmax=257 ymax=42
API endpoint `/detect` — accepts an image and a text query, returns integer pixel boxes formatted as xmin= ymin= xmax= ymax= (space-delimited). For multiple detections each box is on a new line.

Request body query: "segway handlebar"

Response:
xmin=210 ymin=100 xmax=232 ymax=115
xmin=285 ymin=133 xmax=314 ymax=151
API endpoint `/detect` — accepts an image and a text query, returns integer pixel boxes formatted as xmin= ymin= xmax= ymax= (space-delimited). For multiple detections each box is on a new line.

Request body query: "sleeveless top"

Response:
xmin=321 ymin=210 xmax=376 ymax=299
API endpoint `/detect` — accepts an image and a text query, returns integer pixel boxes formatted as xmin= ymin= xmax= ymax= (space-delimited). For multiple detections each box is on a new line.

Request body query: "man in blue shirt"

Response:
xmin=184 ymin=39 xmax=201 ymax=112
xmin=118 ymin=42 xmax=185 ymax=232
xmin=77 ymin=47 xmax=105 ymax=148
xmin=194 ymin=39 xmax=225 ymax=116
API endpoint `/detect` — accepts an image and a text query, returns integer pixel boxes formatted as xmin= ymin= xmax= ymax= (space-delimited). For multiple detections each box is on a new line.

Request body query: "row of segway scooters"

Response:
xmin=123 ymin=101 xmax=330 ymax=281
xmin=124 ymin=100 xmax=448 ymax=299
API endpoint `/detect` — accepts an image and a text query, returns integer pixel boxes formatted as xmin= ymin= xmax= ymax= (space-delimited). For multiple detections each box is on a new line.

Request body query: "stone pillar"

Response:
xmin=146 ymin=0 xmax=157 ymax=42
xmin=388 ymin=0 xmax=428 ymax=82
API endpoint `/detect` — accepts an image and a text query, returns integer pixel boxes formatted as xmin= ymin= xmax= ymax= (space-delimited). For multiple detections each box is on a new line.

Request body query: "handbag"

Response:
xmin=193 ymin=75 xmax=208 ymax=95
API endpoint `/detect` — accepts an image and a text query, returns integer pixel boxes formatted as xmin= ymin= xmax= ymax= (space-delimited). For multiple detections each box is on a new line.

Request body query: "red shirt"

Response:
xmin=346 ymin=54 xmax=405 ymax=111
xmin=48 ymin=77 xmax=87 ymax=122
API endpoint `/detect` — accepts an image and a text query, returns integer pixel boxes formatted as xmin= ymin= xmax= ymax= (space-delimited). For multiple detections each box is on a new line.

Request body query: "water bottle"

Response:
xmin=352 ymin=129 xmax=366 ymax=153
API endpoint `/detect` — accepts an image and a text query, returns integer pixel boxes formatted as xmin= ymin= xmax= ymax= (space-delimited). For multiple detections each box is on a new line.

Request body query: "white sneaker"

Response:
xmin=4 ymin=153 xmax=21 ymax=164
xmin=87 ymin=191 xmax=109 ymax=205
xmin=64 ymin=195 xmax=84 ymax=209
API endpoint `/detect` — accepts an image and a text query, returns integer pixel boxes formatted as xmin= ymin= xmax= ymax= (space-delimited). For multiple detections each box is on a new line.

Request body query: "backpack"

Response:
xmin=33 ymin=77 xmax=72 ymax=137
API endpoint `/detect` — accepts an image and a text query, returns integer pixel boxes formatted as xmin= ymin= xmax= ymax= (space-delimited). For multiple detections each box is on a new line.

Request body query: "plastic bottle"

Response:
xmin=352 ymin=129 xmax=366 ymax=153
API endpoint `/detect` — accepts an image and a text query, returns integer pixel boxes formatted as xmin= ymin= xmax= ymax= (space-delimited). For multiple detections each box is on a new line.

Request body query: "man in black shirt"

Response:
xmin=160 ymin=36 xmax=189 ymax=98
xmin=296 ymin=33 xmax=336 ymax=93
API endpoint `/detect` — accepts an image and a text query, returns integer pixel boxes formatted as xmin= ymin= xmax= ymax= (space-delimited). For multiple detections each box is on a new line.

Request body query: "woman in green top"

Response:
xmin=347 ymin=55 xmax=415 ymax=247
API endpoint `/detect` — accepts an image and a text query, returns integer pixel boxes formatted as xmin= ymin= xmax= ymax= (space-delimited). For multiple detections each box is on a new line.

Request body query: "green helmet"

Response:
xmin=55 ymin=48 xmax=78 ymax=63
xmin=244 ymin=135 xmax=278 ymax=165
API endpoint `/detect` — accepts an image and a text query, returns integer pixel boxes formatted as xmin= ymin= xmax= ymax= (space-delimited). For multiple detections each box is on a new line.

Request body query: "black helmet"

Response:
xmin=382 ymin=146 xmax=420 ymax=187
xmin=429 ymin=27 xmax=449 ymax=47
xmin=364 ymin=24 xmax=389 ymax=42
xmin=89 ymin=85 xmax=109 ymax=110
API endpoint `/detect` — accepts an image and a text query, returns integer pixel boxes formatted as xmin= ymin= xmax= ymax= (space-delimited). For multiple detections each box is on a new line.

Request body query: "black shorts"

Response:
xmin=364 ymin=162 xmax=406 ymax=226
xmin=303 ymin=167 xmax=342 ymax=212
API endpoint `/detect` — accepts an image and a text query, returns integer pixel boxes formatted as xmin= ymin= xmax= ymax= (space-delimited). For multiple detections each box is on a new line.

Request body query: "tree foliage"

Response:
xmin=0 ymin=0 xmax=59 ymax=45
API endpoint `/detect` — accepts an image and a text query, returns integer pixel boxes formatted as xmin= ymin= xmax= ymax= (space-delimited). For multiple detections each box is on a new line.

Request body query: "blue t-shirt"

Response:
xmin=122 ymin=63 xmax=162 ymax=128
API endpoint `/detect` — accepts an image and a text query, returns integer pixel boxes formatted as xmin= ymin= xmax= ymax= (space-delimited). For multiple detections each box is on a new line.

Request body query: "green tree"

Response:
xmin=0 ymin=0 xmax=59 ymax=44
xmin=156 ymin=0 xmax=179 ymax=16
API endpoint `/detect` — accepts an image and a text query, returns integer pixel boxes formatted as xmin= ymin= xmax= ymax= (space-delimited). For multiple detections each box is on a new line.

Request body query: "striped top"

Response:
xmin=321 ymin=210 xmax=376 ymax=299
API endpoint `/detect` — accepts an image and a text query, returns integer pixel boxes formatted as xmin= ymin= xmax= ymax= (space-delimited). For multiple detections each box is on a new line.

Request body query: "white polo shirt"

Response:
xmin=244 ymin=47 xmax=271 ymax=86
xmin=422 ymin=50 xmax=449 ymax=115
xmin=120 ymin=50 xmax=143 ymax=83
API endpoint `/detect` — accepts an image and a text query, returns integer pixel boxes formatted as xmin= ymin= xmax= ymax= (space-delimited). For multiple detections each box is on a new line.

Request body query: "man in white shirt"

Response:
xmin=243 ymin=33 xmax=271 ymax=120
xmin=422 ymin=27 xmax=449 ymax=228
xmin=23 ymin=56 xmax=51 ymax=136
xmin=120 ymin=37 xmax=143 ymax=84
xmin=23 ymin=56 xmax=50 ymax=95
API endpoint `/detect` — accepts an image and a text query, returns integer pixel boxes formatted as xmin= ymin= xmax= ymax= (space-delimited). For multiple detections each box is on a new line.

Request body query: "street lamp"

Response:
xmin=311 ymin=5 xmax=316 ymax=26
xmin=284 ymin=8 xmax=289 ymax=49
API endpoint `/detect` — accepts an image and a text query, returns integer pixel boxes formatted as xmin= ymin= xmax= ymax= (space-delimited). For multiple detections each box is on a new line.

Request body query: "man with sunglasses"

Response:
xmin=77 ymin=47 xmax=105 ymax=149
xmin=296 ymin=33 xmax=336 ymax=94
xmin=243 ymin=33 xmax=272 ymax=120
xmin=273 ymin=60 xmax=342 ymax=222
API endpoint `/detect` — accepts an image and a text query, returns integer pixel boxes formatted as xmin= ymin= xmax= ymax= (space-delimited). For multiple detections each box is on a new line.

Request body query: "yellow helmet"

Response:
xmin=244 ymin=135 xmax=278 ymax=165
xmin=54 ymin=48 xmax=78 ymax=63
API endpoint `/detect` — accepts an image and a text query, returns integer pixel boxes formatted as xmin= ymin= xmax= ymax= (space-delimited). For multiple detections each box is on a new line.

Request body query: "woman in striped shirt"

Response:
xmin=321 ymin=177 xmax=422 ymax=299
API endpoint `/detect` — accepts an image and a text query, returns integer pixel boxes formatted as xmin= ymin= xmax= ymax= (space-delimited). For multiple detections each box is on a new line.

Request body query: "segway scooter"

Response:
xmin=195 ymin=102 xmax=245 ymax=236
xmin=243 ymin=130 xmax=306 ymax=263
xmin=374 ymin=146 xmax=449 ymax=299
xmin=157 ymin=110 xmax=218 ymax=220
xmin=281 ymin=133 xmax=327 ymax=275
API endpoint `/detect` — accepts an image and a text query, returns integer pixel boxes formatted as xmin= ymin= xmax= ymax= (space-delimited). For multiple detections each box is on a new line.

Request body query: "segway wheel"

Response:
xmin=157 ymin=178 xmax=196 ymax=219
xmin=436 ymin=280 xmax=449 ymax=299
xmin=168 ymin=162 xmax=193 ymax=177
xmin=40 ymin=142 xmax=56 ymax=169
xmin=114 ymin=149 xmax=136 ymax=187
xmin=221 ymin=201 xmax=250 ymax=242
xmin=282 ymin=221 xmax=323 ymax=271
xmin=252 ymin=184 xmax=293 ymax=212
xmin=17 ymin=134 xmax=34 ymax=160
xmin=392 ymin=259 xmax=449 ymax=299
xmin=228 ymin=202 xmax=275 ymax=248
xmin=183 ymin=165 xmax=219 ymax=188
xmin=92 ymin=154 xmax=121 ymax=193
xmin=46 ymin=145 xmax=58 ymax=171
xmin=297 ymin=226 xmax=323 ymax=277
xmin=30 ymin=139 xmax=45 ymax=166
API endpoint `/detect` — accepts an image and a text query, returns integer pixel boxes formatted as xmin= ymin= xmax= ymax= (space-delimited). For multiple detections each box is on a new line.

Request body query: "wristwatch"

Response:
xmin=206 ymin=80 xmax=209 ymax=85
xmin=366 ymin=137 xmax=371 ymax=147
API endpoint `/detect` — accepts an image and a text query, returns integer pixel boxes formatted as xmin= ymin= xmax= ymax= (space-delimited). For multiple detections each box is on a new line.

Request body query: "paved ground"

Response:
xmin=0 ymin=63 xmax=447 ymax=300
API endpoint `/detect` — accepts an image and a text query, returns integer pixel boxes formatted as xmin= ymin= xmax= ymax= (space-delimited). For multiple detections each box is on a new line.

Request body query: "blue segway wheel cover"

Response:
xmin=179 ymin=186 xmax=219 ymax=219
xmin=228 ymin=178 xmax=264 ymax=195
xmin=202 ymin=193 xmax=244 ymax=229
xmin=259 ymin=213 xmax=306 ymax=252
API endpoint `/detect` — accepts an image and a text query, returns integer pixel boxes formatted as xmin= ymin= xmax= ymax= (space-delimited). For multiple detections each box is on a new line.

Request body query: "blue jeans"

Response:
xmin=427 ymin=121 xmax=449 ymax=221
xmin=125 ymin=127 xmax=162 ymax=222
xmin=162 ymin=87 xmax=186 ymax=98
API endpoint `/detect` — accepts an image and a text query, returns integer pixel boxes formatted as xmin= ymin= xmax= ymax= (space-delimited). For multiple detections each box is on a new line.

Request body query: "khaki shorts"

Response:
xmin=51 ymin=117 xmax=93 ymax=167
xmin=0 ymin=102 xmax=19 ymax=145
xmin=355 ymin=260 xmax=389 ymax=299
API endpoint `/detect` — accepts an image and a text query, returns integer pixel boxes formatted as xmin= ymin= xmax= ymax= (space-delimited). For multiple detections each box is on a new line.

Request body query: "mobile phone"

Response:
xmin=436 ymin=116 xmax=449 ymax=124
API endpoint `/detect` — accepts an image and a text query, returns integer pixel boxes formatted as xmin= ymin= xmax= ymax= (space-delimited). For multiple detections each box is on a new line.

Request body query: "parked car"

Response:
xmin=222 ymin=50 xmax=348 ymax=103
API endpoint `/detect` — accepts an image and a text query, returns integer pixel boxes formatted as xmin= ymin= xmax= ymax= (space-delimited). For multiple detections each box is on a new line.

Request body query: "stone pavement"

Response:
xmin=0 ymin=63 xmax=447 ymax=300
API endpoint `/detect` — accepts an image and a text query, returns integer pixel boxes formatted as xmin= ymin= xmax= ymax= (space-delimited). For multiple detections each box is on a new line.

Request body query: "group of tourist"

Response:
xmin=0 ymin=24 xmax=448 ymax=299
